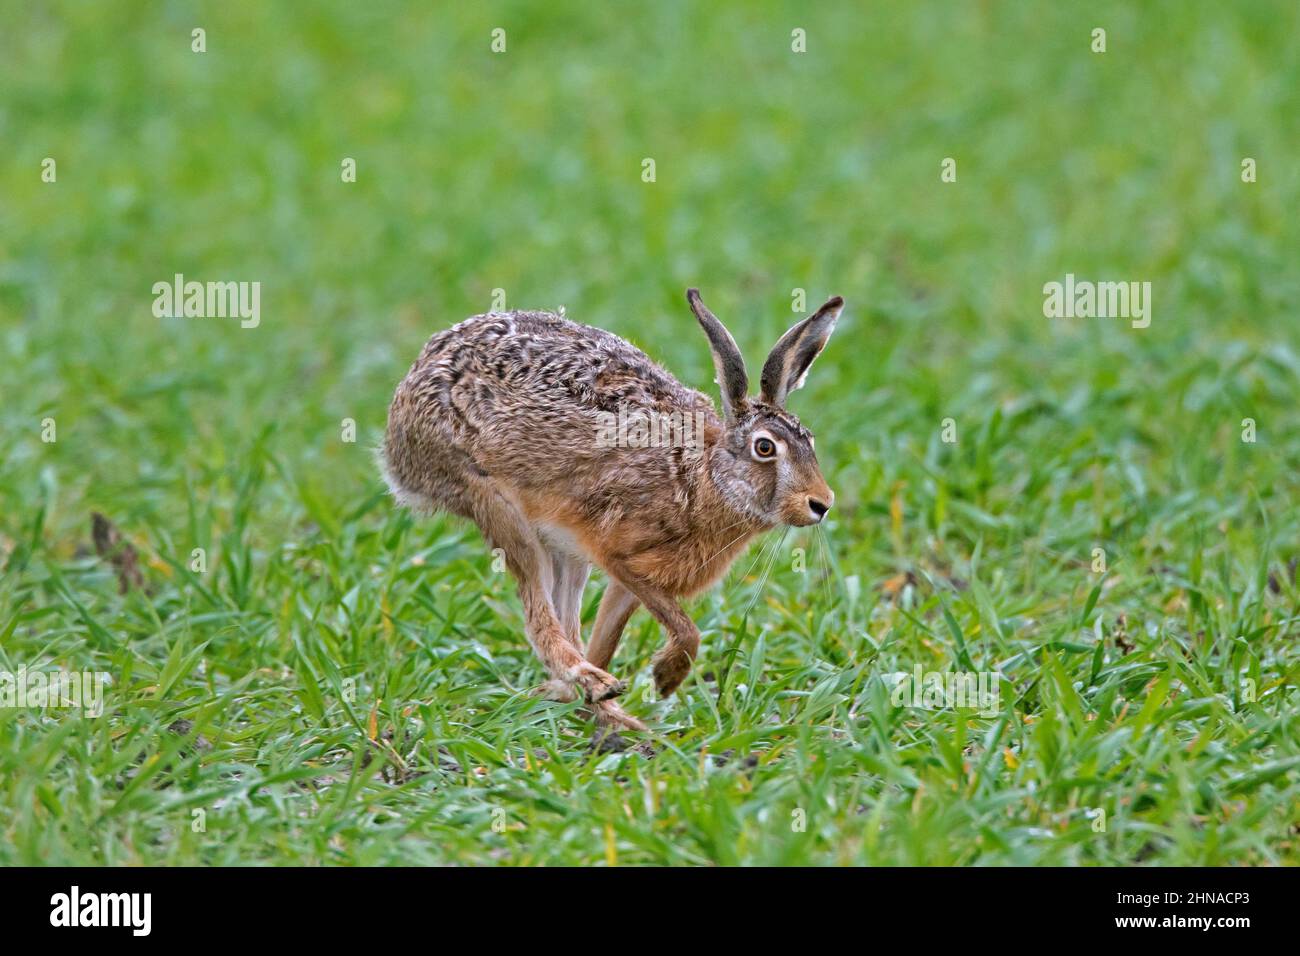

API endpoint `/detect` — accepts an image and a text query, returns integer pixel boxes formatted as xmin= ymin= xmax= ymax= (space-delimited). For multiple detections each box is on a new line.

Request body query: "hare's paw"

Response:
xmin=532 ymin=678 xmax=579 ymax=703
xmin=591 ymin=699 xmax=647 ymax=732
xmin=651 ymin=646 xmax=693 ymax=697
xmin=568 ymin=661 xmax=627 ymax=703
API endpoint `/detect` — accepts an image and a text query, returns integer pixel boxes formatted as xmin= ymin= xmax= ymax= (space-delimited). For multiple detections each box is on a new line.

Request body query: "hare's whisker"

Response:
xmin=741 ymin=527 xmax=789 ymax=621
xmin=733 ymin=528 xmax=780 ymax=585
xmin=691 ymin=521 xmax=755 ymax=575
xmin=815 ymin=526 xmax=834 ymax=611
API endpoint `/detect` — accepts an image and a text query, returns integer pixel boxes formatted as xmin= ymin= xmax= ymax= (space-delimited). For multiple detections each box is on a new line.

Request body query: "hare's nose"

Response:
xmin=807 ymin=497 xmax=830 ymax=522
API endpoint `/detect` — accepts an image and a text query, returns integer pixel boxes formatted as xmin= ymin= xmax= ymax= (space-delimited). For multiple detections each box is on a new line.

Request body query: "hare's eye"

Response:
xmin=752 ymin=436 xmax=777 ymax=460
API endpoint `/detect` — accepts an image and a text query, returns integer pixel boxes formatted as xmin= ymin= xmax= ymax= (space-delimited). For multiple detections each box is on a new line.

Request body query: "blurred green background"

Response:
xmin=1 ymin=1 xmax=1298 ymax=865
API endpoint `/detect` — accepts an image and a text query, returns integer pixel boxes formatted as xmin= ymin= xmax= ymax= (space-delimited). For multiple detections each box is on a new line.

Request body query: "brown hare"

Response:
xmin=382 ymin=289 xmax=841 ymax=730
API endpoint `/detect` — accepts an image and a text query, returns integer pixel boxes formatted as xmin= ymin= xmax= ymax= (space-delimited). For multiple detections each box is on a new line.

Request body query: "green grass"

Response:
xmin=2 ymin=0 xmax=1299 ymax=865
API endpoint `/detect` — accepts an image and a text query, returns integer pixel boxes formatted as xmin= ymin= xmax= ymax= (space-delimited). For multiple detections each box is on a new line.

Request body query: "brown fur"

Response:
xmin=382 ymin=290 xmax=841 ymax=730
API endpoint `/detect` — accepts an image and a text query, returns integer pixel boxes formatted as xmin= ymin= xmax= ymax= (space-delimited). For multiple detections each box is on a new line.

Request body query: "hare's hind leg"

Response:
xmin=549 ymin=552 xmax=590 ymax=651
xmin=545 ymin=563 xmax=646 ymax=732
xmin=533 ymin=552 xmax=592 ymax=703
xmin=589 ymin=698 xmax=647 ymax=732
xmin=464 ymin=479 xmax=625 ymax=704
xmin=546 ymin=557 xmax=646 ymax=730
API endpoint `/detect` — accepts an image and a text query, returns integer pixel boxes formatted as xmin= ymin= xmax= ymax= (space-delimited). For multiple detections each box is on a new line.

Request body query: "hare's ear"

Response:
xmin=687 ymin=288 xmax=749 ymax=420
xmin=759 ymin=295 xmax=843 ymax=407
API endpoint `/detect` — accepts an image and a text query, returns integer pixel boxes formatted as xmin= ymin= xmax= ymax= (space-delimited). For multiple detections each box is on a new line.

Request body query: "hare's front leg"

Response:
xmin=581 ymin=580 xmax=648 ymax=731
xmin=585 ymin=580 xmax=639 ymax=670
xmin=603 ymin=562 xmax=700 ymax=697
xmin=465 ymin=481 xmax=625 ymax=703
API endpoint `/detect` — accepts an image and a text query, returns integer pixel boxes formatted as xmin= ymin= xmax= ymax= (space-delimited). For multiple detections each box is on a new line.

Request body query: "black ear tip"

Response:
xmin=826 ymin=295 xmax=844 ymax=309
xmin=686 ymin=288 xmax=701 ymax=302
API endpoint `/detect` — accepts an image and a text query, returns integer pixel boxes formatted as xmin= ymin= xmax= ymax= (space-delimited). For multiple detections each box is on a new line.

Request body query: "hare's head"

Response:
xmin=687 ymin=288 xmax=841 ymax=528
